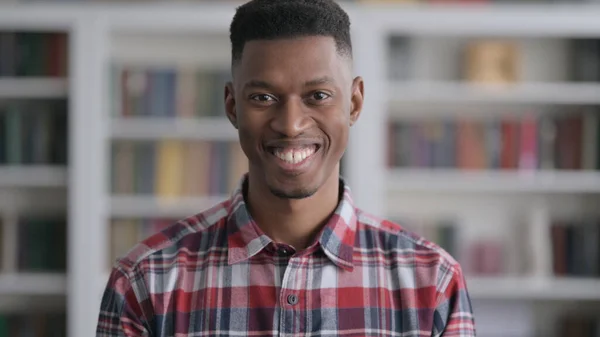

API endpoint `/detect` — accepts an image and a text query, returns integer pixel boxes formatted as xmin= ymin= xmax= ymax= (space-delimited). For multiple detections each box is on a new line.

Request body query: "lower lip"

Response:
xmin=270 ymin=148 xmax=319 ymax=173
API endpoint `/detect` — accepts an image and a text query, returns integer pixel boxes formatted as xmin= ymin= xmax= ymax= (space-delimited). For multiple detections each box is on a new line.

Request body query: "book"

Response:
xmin=0 ymin=313 xmax=66 ymax=337
xmin=464 ymin=40 xmax=520 ymax=85
xmin=111 ymin=140 xmax=248 ymax=197
xmin=387 ymin=110 xmax=598 ymax=171
xmin=114 ymin=66 xmax=231 ymax=118
xmin=551 ymin=218 xmax=600 ymax=277
xmin=17 ymin=215 xmax=67 ymax=272
xmin=0 ymin=32 xmax=68 ymax=77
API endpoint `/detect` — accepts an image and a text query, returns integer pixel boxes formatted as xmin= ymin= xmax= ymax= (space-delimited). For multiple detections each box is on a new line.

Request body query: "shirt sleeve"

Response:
xmin=96 ymin=267 xmax=151 ymax=337
xmin=432 ymin=263 xmax=476 ymax=337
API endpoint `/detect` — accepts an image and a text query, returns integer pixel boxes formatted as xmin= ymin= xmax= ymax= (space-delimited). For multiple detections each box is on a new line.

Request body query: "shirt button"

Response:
xmin=287 ymin=294 xmax=298 ymax=305
xmin=278 ymin=247 xmax=292 ymax=256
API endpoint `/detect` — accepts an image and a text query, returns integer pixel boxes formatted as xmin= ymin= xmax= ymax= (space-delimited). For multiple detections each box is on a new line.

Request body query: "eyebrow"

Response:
xmin=243 ymin=80 xmax=273 ymax=91
xmin=304 ymin=76 xmax=335 ymax=87
xmin=242 ymin=76 xmax=335 ymax=91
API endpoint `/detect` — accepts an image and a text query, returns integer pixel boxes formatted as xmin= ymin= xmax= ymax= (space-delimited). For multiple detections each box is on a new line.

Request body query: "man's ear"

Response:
xmin=225 ymin=81 xmax=238 ymax=129
xmin=349 ymin=76 xmax=364 ymax=127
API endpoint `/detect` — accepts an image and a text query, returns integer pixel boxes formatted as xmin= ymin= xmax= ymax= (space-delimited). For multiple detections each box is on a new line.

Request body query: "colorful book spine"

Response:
xmin=111 ymin=140 xmax=248 ymax=197
xmin=387 ymin=110 xmax=598 ymax=171
xmin=113 ymin=66 xmax=231 ymax=118
xmin=0 ymin=32 xmax=68 ymax=77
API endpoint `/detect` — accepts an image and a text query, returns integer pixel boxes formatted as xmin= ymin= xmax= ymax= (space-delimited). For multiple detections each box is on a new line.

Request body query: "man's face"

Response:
xmin=226 ymin=36 xmax=363 ymax=199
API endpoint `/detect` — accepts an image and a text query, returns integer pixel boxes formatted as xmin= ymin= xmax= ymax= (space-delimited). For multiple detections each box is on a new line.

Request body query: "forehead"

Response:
xmin=234 ymin=36 xmax=349 ymax=85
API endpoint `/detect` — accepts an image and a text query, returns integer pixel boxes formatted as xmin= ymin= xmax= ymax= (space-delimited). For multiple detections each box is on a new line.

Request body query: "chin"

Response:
xmin=265 ymin=173 xmax=321 ymax=199
xmin=269 ymin=185 xmax=317 ymax=199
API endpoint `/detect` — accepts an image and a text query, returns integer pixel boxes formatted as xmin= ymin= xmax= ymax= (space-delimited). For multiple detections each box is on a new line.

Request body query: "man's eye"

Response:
xmin=312 ymin=92 xmax=330 ymax=100
xmin=251 ymin=94 xmax=275 ymax=102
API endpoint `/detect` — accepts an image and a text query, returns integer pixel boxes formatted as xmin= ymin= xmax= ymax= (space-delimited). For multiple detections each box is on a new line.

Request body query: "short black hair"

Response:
xmin=229 ymin=0 xmax=352 ymax=66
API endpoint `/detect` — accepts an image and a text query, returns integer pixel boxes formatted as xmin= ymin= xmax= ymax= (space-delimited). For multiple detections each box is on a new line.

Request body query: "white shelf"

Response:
xmin=0 ymin=166 xmax=67 ymax=188
xmin=110 ymin=195 xmax=228 ymax=218
xmin=0 ymin=273 xmax=66 ymax=295
xmin=467 ymin=276 xmax=600 ymax=300
xmin=367 ymin=4 xmax=600 ymax=36
xmin=0 ymin=78 xmax=68 ymax=99
xmin=3 ymin=4 xmax=600 ymax=36
xmin=388 ymin=169 xmax=600 ymax=193
xmin=389 ymin=81 xmax=600 ymax=105
xmin=0 ymin=295 xmax=65 ymax=312
xmin=110 ymin=117 xmax=237 ymax=141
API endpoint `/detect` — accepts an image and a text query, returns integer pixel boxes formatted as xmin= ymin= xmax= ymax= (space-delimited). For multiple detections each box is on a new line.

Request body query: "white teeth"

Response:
xmin=274 ymin=146 xmax=316 ymax=164
xmin=285 ymin=151 xmax=293 ymax=163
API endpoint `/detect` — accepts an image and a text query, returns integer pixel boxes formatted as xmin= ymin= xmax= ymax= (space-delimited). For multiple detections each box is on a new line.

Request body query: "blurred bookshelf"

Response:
xmin=378 ymin=7 xmax=600 ymax=337
xmin=0 ymin=30 xmax=69 ymax=337
xmin=108 ymin=63 xmax=247 ymax=216
xmin=2 ymin=2 xmax=600 ymax=337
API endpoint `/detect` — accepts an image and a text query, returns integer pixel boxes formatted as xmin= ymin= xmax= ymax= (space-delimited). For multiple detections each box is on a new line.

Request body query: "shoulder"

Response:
xmin=112 ymin=198 xmax=233 ymax=275
xmin=354 ymin=208 xmax=463 ymax=285
xmin=99 ymin=198 xmax=234 ymax=319
xmin=356 ymin=209 xmax=458 ymax=263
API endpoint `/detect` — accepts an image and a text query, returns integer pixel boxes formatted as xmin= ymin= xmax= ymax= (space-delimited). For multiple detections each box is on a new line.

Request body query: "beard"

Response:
xmin=269 ymin=185 xmax=318 ymax=199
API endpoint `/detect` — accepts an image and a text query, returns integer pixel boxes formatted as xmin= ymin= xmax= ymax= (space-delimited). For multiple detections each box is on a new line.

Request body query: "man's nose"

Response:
xmin=269 ymin=98 xmax=312 ymax=137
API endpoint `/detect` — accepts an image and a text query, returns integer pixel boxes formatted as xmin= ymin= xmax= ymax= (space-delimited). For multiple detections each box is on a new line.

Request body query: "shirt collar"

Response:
xmin=226 ymin=174 xmax=357 ymax=271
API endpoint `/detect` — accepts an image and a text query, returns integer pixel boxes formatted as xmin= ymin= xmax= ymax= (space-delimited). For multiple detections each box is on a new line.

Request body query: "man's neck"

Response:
xmin=245 ymin=171 xmax=341 ymax=251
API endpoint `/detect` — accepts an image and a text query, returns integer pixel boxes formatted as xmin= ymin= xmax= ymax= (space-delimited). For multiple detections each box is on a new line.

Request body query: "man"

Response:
xmin=97 ymin=0 xmax=476 ymax=336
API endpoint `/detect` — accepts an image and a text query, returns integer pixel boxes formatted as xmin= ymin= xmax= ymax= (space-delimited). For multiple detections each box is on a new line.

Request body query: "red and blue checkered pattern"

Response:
xmin=97 ymin=176 xmax=475 ymax=336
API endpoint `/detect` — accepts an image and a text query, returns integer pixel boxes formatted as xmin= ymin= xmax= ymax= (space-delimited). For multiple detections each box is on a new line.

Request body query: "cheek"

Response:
xmin=237 ymin=113 xmax=265 ymax=162
xmin=238 ymin=126 xmax=257 ymax=158
xmin=332 ymin=129 xmax=349 ymax=157
xmin=326 ymin=113 xmax=350 ymax=148
xmin=317 ymin=115 xmax=349 ymax=167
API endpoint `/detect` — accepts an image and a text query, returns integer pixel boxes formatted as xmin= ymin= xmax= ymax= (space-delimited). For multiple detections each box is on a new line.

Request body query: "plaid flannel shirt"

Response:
xmin=97 ymin=176 xmax=475 ymax=336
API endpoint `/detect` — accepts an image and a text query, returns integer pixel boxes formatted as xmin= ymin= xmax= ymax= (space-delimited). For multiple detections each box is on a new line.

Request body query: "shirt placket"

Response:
xmin=278 ymin=252 xmax=302 ymax=337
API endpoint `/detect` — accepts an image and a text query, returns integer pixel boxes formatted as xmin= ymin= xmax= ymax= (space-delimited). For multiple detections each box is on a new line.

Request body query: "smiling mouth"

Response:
xmin=267 ymin=144 xmax=320 ymax=165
